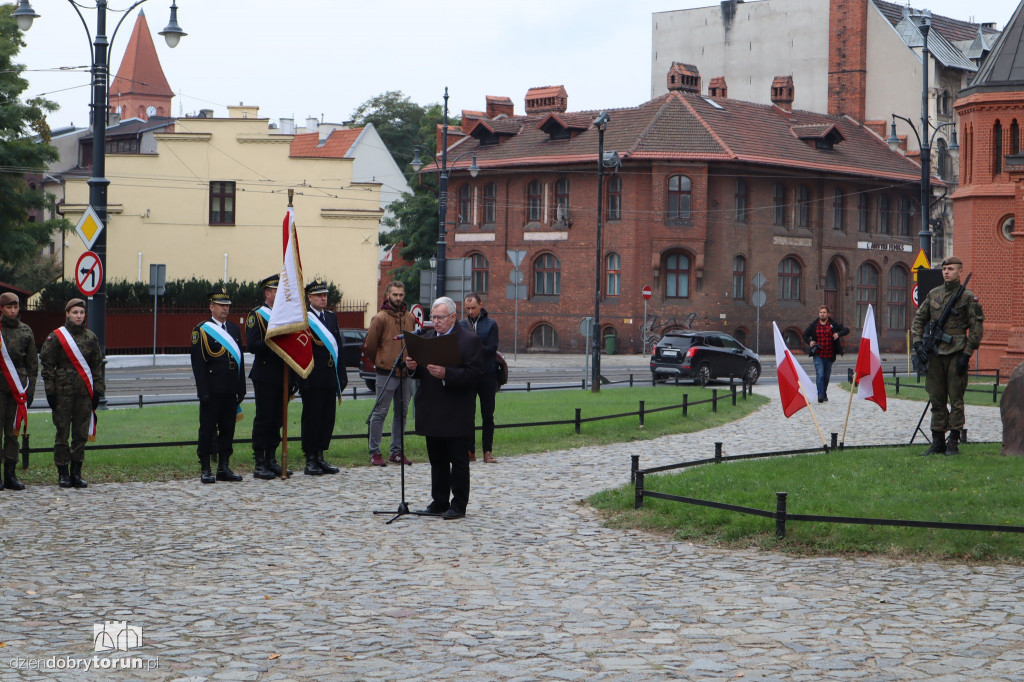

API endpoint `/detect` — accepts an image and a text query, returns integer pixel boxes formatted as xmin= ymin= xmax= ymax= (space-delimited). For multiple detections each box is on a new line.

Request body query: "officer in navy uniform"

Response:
xmin=299 ymin=278 xmax=347 ymax=476
xmin=246 ymin=274 xmax=293 ymax=479
xmin=191 ymin=288 xmax=246 ymax=484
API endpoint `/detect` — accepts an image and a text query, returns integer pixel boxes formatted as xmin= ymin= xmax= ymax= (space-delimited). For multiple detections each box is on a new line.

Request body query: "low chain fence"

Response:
xmin=845 ymin=367 xmax=1005 ymax=403
xmin=630 ymin=438 xmax=1021 ymax=539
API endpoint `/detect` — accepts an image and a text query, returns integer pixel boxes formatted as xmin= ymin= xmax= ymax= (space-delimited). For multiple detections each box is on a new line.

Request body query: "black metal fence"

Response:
xmin=846 ymin=367 xmax=1005 ymax=403
xmin=630 ymin=439 xmax=1022 ymax=539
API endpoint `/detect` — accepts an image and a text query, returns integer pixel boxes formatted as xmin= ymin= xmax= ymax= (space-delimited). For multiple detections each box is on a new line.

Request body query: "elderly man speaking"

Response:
xmin=405 ymin=297 xmax=482 ymax=520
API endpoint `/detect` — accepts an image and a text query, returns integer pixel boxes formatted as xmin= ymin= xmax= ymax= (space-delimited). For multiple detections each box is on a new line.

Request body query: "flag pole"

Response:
xmin=797 ymin=382 xmax=828 ymax=447
xmin=841 ymin=375 xmax=856 ymax=446
xmin=279 ymin=188 xmax=295 ymax=480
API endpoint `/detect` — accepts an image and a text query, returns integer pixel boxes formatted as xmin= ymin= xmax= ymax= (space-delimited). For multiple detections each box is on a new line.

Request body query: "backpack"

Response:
xmin=495 ymin=351 xmax=508 ymax=389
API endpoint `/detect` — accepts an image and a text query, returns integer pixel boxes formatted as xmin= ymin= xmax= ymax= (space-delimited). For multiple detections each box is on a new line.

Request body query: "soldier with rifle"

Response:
xmin=911 ymin=257 xmax=984 ymax=455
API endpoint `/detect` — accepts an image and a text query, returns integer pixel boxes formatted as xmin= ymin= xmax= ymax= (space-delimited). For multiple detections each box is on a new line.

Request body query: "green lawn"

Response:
xmin=842 ymin=374 xmax=1005 ymax=407
xmin=14 ymin=385 xmax=765 ymax=485
xmin=590 ymin=442 xmax=1024 ymax=562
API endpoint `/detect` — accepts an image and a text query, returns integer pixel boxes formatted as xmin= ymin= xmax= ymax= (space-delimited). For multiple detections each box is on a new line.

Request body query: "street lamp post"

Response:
xmin=410 ymin=87 xmax=479 ymax=301
xmin=15 ymin=0 xmax=186 ymax=351
xmin=591 ymin=112 xmax=609 ymax=393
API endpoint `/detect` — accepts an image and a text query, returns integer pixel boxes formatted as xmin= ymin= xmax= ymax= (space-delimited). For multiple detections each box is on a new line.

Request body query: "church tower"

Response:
xmin=108 ymin=11 xmax=174 ymax=121
xmin=952 ymin=0 xmax=1024 ymax=376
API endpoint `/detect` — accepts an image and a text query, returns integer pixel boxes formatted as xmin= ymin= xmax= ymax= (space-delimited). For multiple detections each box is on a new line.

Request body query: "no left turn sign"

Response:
xmin=75 ymin=251 xmax=103 ymax=297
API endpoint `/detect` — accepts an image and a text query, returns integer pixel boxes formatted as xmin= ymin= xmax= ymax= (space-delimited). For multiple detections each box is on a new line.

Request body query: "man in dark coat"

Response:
xmin=460 ymin=293 xmax=499 ymax=463
xmin=246 ymin=274 xmax=293 ymax=479
xmin=802 ymin=306 xmax=849 ymax=403
xmin=190 ymin=288 xmax=246 ymax=484
xmin=406 ymin=296 xmax=482 ymax=520
xmin=299 ymin=278 xmax=347 ymax=475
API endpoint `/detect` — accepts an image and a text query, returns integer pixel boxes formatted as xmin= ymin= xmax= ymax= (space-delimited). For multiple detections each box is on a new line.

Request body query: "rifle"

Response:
xmin=914 ymin=272 xmax=971 ymax=372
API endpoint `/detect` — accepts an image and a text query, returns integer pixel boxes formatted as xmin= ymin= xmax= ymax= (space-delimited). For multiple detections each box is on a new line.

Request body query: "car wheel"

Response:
xmin=695 ymin=363 xmax=712 ymax=387
xmin=743 ymin=362 xmax=760 ymax=385
xmin=365 ymin=379 xmax=376 ymax=392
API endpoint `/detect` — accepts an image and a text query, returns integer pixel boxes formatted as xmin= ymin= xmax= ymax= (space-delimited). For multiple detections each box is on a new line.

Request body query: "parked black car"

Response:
xmin=650 ymin=331 xmax=760 ymax=386
xmin=338 ymin=328 xmax=366 ymax=368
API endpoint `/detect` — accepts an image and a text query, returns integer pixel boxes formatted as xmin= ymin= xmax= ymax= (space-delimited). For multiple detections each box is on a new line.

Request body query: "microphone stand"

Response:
xmin=371 ymin=340 xmax=416 ymax=524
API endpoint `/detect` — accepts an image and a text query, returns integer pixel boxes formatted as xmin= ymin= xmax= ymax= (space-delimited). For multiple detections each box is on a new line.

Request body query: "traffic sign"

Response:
xmin=911 ymin=249 xmax=930 ymax=281
xmin=509 ymin=270 xmax=525 ymax=285
xmin=74 ymin=206 xmax=105 ymax=250
xmin=75 ymin=251 xmax=103 ymax=297
xmin=912 ymin=283 xmax=920 ymax=308
xmin=752 ymin=272 xmax=767 ymax=290
xmin=751 ymin=290 xmax=767 ymax=308
xmin=642 ymin=285 xmax=652 ymax=300
xmin=410 ymin=303 xmax=425 ymax=328
xmin=507 ymin=249 xmax=527 ymax=269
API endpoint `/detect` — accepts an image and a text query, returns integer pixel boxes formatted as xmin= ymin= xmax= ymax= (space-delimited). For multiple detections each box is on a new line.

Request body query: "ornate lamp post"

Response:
xmin=15 ymin=0 xmax=186 ymax=351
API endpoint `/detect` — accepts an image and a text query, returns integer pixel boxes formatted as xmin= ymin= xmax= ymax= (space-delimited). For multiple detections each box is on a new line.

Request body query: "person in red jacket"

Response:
xmin=802 ymin=306 xmax=849 ymax=403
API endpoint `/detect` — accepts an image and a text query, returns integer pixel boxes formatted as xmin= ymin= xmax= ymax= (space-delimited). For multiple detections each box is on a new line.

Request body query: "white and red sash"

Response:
xmin=54 ymin=327 xmax=97 ymax=436
xmin=0 ymin=330 xmax=28 ymax=431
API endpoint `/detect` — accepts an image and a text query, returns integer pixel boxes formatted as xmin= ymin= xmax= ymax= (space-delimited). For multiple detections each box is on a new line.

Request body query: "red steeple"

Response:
xmin=109 ymin=11 xmax=174 ymax=121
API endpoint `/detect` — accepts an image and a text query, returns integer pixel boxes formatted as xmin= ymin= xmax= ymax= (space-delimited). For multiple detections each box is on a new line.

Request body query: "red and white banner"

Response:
xmin=0 ymin=333 xmax=28 ymax=431
xmin=854 ymin=304 xmax=887 ymax=411
xmin=54 ymin=327 xmax=97 ymax=436
xmin=773 ymin=321 xmax=817 ymax=418
xmin=266 ymin=206 xmax=314 ymax=378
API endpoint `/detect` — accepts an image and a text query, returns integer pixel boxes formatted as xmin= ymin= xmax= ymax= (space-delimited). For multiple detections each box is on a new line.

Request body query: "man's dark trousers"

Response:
xmin=427 ymin=436 xmax=470 ymax=512
xmin=252 ymin=379 xmax=283 ymax=454
xmin=301 ymin=387 xmax=337 ymax=452
xmin=199 ymin=394 xmax=236 ymax=459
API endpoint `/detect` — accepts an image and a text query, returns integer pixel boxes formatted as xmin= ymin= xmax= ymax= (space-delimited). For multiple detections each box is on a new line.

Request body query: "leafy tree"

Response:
xmin=349 ymin=91 xmax=427 ymax=172
xmin=0 ymin=5 xmax=68 ymax=286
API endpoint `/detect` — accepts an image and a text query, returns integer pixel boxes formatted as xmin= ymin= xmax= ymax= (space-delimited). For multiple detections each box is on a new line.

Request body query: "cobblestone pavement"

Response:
xmin=0 ymin=387 xmax=1017 ymax=681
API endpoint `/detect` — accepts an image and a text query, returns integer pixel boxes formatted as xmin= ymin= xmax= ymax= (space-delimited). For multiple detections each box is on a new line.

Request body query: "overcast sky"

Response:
xmin=17 ymin=0 xmax=1017 ymax=131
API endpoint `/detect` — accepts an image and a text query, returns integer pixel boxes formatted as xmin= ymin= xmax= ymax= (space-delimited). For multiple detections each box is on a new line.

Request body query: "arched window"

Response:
xmin=665 ymin=252 xmax=690 ymax=298
xmin=936 ymin=138 xmax=950 ymax=181
xmin=778 ymin=257 xmax=801 ymax=300
xmin=735 ymin=179 xmax=748 ymax=222
xmin=606 ymin=176 xmax=622 ymax=221
xmin=832 ymin=188 xmax=845 ymax=231
xmin=886 ymin=265 xmax=909 ymax=330
xmin=732 ymin=255 xmax=746 ymax=301
xmin=530 ymin=323 xmax=558 ymax=349
xmin=533 ymin=253 xmax=561 ymax=295
xmin=1012 ymin=120 xmax=1021 ymax=156
xmin=527 ymin=180 xmax=542 ymax=222
xmin=605 ymin=252 xmax=621 ymax=296
xmin=458 ymin=185 xmax=471 ymax=225
xmin=856 ymin=262 xmax=879 ymax=327
xmin=858 ymin=194 xmax=870 ymax=233
xmin=733 ymin=328 xmax=748 ymax=345
xmin=667 ymin=175 xmax=691 ymax=220
xmin=483 ymin=182 xmax=497 ymax=224
xmin=471 ymin=253 xmax=489 ymax=294
xmin=899 ymin=197 xmax=913 ymax=236
xmin=878 ymin=194 xmax=890 ymax=234
xmin=555 ymin=178 xmax=570 ymax=223
xmin=773 ymin=183 xmax=786 ymax=225
xmin=994 ymin=121 xmax=1003 ymax=176
xmin=797 ymin=185 xmax=810 ymax=227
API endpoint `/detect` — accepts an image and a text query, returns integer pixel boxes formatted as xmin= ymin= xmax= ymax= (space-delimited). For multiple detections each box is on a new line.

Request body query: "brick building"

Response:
xmin=952 ymin=0 xmax=1024 ymax=377
xmin=432 ymin=73 xmax=926 ymax=356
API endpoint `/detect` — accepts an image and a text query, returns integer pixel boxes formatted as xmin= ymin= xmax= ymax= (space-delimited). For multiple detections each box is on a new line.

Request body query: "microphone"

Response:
xmin=393 ymin=328 xmax=424 ymax=341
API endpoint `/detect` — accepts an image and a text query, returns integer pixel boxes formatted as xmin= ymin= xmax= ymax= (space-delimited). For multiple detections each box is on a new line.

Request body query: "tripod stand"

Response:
xmin=370 ymin=345 xmax=417 ymax=524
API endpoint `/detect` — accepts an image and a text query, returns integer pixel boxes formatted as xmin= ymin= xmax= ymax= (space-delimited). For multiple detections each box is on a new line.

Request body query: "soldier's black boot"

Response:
xmin=4 ymin=459 xmax=25 ymax=491
xmin=57 ymin=465 xmax=72 ymax=488
xmin=69 ymin=461 xmax=88 ymax=488
xmin=303 ymin=451 xmax=323 ymax=476
xmin=216 ymin=455 xmax=243 ymax=482
xmin=253 ymin=450 xmax=275 ymax=480
xmin=265 ymin=451 xmax=292 ymax=478
xmin=919 ymin=430 xmax=947 ymax=456
xmin=316 ymin=451 xmax=339 ymax=474
xmin=199 ymin=454 xmax=215 ymax=484
xmin=946 ymin=430 xmax=961 ymax=456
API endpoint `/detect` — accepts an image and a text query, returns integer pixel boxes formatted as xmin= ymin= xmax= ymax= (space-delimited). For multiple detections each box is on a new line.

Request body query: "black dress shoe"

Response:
xmin=417 ymin=503 xmax=448 ymax=516
xmin=442 ymin=508 xmax=466 ymax=520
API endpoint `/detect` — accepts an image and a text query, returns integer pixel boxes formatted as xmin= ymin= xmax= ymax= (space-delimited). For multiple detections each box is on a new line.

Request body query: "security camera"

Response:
xmin=593 ymin=111 xmax=610 ymax=127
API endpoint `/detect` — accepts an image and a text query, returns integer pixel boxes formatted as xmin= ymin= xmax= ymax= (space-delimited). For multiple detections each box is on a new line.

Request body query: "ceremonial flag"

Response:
xmin=854 ymin=303 xmax=887 ymax=411
xmin=773 ymin=321 xmax=817 ymax=418
xmin=266 ymin=206 xmax=314 ymax=378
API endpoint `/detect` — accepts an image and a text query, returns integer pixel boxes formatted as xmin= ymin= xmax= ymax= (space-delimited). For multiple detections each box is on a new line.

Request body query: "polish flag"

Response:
xmin=266 ymin=206 xmax=314 ymax=378
xmin=773 ymin=321 xmax=817 ymax=417
xmin=854 ymin=304 xmax=887 ymax=411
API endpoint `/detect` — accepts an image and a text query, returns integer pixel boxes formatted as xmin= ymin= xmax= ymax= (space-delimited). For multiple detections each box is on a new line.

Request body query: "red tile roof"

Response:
xmin=874 ymin=0 xmax=1001 ymax=42
xmin=109 ymin=12 xmax=174 ymax=99
xmin=289 ymin=128 xmax=363 ymax=158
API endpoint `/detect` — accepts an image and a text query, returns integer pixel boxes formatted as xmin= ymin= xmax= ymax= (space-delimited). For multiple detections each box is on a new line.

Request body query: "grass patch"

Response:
xmin=590 ymin=442 xmax=1024 ymax=563
xmin=840 ymin=374 xmax=1005 ymax=407
xmin=15 ymin=386 xmax=765 ymax=485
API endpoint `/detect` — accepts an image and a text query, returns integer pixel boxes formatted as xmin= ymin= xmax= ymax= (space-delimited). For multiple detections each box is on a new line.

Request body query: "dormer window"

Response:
xmin=538 ymin=113 xmax=588 ymax=142
xmin=792 ymin=124 xmax=845 ymax=151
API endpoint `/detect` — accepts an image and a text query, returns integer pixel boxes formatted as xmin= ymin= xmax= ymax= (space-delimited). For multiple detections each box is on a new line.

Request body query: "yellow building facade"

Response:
xmin=60 ymin=106 xmax=383 ymax=326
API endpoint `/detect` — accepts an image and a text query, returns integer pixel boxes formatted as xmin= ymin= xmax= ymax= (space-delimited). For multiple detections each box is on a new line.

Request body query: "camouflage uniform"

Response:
xmin=0 ymin=314 xmax=38 ymax=465
xmin=911 ymin=276 xmax=984 ymax=434
xmin=40 ymin=321 xmax=105 ymax=466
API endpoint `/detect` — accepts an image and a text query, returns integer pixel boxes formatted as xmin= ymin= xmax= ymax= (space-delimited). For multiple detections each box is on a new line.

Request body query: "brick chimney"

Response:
xmin=525 ymin=86 xmax=568 ymax=114
xmin=771 ymin=75 xmax=795 ymax=111
xmin=708 ymin=76 xmax=728 ymax=99
xmin=828 ymin=0 xmax=867 ymax=120
xmin=486 ymin=96 xmax=514 ymax=118
xmin=667 ymin=62 xmax=701 ymax=94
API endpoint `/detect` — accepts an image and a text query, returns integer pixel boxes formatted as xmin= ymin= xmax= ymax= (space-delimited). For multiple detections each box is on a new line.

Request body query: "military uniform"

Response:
xmin=0 ymin=293 xmax=37 ymax=490
xmin=299 ymin=278 xmax=347 ymax=475
xmin=911 ymin=257 xmax=984 ymax=454
xmin=191 ymin=288 xmax=246 ymax=483
xmin=39 ymin=299 xmax=105 ymax=488
xmin=246 ymin=274 xmax=292 ymax=480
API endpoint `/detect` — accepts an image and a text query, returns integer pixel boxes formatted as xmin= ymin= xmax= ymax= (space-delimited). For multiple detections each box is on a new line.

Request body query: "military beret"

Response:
xmin=305 ymin=278 xmax=329 ymax=295
xmin=208 ymin=287 xmax=232 ymax=305
xmin=0 ymin=292 xmax=18 ymax=306
xmin=259 ymin=274 xmax=280 ymax=290
xmin=65 ymin=298 xmax=86 ymax=312
xmin=941 ymin=256 xmax=963 ymax=267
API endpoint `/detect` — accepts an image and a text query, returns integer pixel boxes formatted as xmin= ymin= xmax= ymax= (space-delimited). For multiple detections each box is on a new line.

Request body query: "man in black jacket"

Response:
xmin=406 ymin=297 xmax=482 ymax=519
xmin=299 ymin=278 xmax=347 ymax=476
xmin=802 ymin=306 xmax=850 ymax=403
xmin=460 ymin=293 xmax=499 ymax=463
xmin=191 ymin=288 xmax=246 ymax=484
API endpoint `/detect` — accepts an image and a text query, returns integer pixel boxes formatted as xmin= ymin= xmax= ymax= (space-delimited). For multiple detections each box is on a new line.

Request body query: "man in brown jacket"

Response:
xmin=365 ymin=281 xmax=416 ymax=466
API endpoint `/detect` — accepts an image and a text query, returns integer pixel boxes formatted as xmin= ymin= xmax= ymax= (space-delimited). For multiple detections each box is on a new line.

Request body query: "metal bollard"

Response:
xmin=575 ymin=408 xmax=581 ymax=435
xmin=682 ymin=393 xmax=688 ymax=416
xmin=634 ymin=471 xmax=645 ymax=509
xmin=20 ymin=431 xmax=30 ymax=469
xmin=712 ymin=389 xmax=718 ymax=413
xmin=775 ymin=492 xmax=788 ymax=539
xmin=629 ymin=373 xmax=634 ymax=387
xmin=993 ymin=383 xmax=999 ymax=403
xmin=139 ymin=394 xmax=144 ymax=408
xmin=527 ymin=381 xmax=531 ymax=392
xmin=895 ymin=376 xmax=900 ymax=395
xmin=630 ymin=455 xmax=639 ymax=484
xmin=830 ymin=432 xmax=838 ymax=450
xmin=581 ymin=379 xmax=586 ymax=390
xmin=847 ymin=367 xmax=854 ymax=383
xmin=731 ymin=384 xmax=737 ymax=406
xmin=715 ymin=441 xmax=722 ymax=462
xmin=638 ymin=400 xmax=645 ymax=428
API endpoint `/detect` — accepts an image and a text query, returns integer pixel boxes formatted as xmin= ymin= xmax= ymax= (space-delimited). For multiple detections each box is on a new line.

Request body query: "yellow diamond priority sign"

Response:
xmin=75 ymin=205 xmax=105 ymax=251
